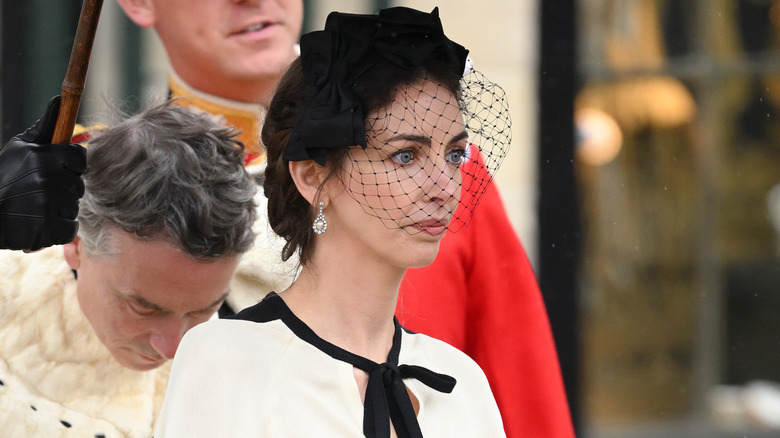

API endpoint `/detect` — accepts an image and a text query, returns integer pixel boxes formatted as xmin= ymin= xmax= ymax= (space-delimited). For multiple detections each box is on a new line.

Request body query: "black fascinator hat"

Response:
xmin=286 ymin=7 xmax=469 ymax=165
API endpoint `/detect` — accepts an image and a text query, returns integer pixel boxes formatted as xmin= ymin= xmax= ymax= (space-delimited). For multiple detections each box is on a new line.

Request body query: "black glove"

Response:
xmin=0 ymin=96 xmax=87 ymax=251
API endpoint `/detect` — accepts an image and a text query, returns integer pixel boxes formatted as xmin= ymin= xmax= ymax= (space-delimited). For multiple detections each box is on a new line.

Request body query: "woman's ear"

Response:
xmin=116 ymin=0 xmax=156 ymax=28
xmin=289 ymin=160 xmax=328 ymax=206
xmin=63 ymin=236 xmax=83 ymax=270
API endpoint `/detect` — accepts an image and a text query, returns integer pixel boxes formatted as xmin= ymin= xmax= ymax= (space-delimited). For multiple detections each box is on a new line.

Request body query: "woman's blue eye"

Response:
xmin=446 ymin=148 xmax=466 ymax=164
xmin=393 ymin=150 xmax=414 ymax=164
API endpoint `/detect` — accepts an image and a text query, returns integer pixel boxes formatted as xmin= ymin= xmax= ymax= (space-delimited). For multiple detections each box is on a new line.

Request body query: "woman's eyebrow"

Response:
xmin=385 ymin=133 xmax=431 ymax=146
xmin=449 ymin=131 xmax=469 ymax=145
xmin=385 ymin=130 xmax=468 ymax=146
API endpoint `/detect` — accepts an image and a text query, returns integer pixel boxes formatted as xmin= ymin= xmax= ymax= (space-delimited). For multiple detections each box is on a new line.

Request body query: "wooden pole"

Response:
xmin=51 ymin=0 xmax=104 ymax=144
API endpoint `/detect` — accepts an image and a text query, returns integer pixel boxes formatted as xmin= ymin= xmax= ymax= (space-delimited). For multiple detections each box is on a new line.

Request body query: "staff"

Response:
xmin=52 ymin=0 xmax=104 ymax=144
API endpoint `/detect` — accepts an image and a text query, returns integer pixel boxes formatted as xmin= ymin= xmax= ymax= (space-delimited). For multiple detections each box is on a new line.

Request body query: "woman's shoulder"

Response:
xmin=175 ymin=316 xmax=294 ymax=372
xmin=188 ymin=315 xmax=289 ymax=347
xmin=399 ymin=328 xmax=486 ymax=380
xmin=401 ymin=329 xmax=505 ymax=434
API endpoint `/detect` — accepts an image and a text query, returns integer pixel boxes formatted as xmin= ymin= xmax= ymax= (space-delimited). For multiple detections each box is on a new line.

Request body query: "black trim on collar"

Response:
xmin=229 ymin=292 xmax=456 ymax=438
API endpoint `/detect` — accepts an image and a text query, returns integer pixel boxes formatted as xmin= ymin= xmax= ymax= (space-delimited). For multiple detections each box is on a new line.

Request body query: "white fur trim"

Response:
xmin=0 ymin=248 xmax=170 ymax=437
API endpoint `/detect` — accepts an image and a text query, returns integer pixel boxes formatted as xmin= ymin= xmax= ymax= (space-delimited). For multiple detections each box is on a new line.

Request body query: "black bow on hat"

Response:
xmin=286 ymin=7 xmax=469 ymax=165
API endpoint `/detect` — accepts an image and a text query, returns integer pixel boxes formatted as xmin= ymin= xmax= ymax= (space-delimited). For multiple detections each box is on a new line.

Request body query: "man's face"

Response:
xmin=64 ymin=232 xmax=239 ymax=371
xmin=126 ymin=0 xmax=303 ymax=104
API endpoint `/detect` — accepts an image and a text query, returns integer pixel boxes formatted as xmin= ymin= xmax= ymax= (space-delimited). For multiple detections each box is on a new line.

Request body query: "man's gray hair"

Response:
xmin=78 ymin=101 xmax=257 ymax=260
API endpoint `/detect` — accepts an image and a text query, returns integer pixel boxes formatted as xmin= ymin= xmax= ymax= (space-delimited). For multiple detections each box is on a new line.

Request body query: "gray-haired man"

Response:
xmin=0 ymin=101 xmax=257 ymax=437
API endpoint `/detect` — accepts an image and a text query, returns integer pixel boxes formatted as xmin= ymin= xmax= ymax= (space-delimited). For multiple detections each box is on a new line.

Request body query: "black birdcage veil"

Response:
xmin=337 ymin=70 xmax=511 ymax=233
xmin=456 ymin=67 xmax=511 ymax=231
xmin=287 ymin=7 xmax=511 ymax=233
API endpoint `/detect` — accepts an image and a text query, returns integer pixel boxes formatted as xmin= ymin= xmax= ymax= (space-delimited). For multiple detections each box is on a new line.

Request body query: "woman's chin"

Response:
xmin=404 ymin=245 xmax=442 ymax=269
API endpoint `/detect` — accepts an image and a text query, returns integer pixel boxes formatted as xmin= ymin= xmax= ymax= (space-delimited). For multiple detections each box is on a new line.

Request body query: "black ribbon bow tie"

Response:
xmin=352 ymin=324 xmax=457 ymax=438
xmin=362 ymin=361 xmax=457 ymax=438
xmin=261 ymin=293 xmax=458 ymax=438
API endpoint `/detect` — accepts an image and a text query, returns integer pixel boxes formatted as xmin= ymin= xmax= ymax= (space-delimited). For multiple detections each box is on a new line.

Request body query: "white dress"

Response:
xmin=154 ymin=293 xmax=505 ymax=437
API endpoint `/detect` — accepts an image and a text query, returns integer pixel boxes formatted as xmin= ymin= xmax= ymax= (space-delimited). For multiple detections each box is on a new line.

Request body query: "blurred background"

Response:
xmin=3 ymin=0 xmax=780 ymax=436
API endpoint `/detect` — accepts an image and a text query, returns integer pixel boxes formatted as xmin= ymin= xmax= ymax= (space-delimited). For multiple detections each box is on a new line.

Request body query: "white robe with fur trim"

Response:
xmin=0 ymin=248 xmax=170 ymax=438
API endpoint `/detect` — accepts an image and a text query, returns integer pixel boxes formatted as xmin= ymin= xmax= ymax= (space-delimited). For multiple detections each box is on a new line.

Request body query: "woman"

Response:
xmin=154 ymin=7 xmax=510 ymax=437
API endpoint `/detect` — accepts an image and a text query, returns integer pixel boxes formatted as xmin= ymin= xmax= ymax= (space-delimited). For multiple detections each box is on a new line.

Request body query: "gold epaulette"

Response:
xmin=168 ymin=74 xmax=267 ymax=167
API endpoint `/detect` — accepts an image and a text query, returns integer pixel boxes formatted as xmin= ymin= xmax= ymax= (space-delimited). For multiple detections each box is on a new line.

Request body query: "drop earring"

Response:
xmin=312 ymin=201 xmax=327 ymax=234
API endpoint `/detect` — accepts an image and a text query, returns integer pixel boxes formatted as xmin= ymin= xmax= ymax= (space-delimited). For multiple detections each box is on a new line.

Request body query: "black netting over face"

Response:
xmin=336 ymin=70 xmax=511 ymax=234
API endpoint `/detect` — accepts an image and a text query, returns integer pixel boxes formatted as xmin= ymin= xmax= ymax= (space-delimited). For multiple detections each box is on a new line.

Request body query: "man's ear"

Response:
xmin=63 ymin=236 xmax=83 ymax=270
xmin=289 ymin=160 xmax=328 ymax=207
xmin=116 ymin=0 xmax=156 ymax=28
